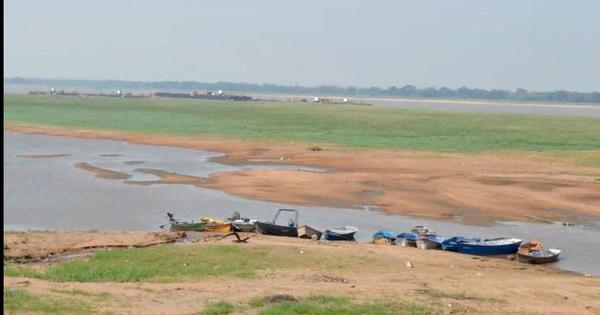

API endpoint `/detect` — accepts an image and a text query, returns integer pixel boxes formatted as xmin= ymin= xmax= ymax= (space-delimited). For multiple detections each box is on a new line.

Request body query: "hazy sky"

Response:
xmin=4 ymin=1 xmax=600 ymax=91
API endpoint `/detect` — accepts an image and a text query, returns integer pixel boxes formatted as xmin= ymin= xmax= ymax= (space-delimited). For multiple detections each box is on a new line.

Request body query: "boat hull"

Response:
xmin=169 ymin=222 xmax=206 ymax=232
xmin=298 ymin=225 xmax=323 ymax=240
xmin=517 ymin=250 xmax=560 ymax=264
xmin=232 ymin=222 xmax=256 ymax=232
xmin=256 ymin=222 xmax=298 ymax=237
xmin=442 ymin=237 xmax=522 ymax=256
xmin=416 ymin=239 xmax=441 ymax=250
xmin=203 ymin=223 xmax=232 ymax=233
xmin=325 ymin=231 xmax=356 ymax=241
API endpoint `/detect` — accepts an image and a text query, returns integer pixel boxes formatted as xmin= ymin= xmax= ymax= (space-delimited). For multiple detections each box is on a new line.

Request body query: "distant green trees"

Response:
xmin=5 ymin=77 xmax=600 ymax=104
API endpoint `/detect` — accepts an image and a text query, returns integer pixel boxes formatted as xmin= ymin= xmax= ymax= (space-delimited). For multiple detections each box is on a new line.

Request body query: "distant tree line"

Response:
xmin=5 ymin=77 xmax=600 ymax=104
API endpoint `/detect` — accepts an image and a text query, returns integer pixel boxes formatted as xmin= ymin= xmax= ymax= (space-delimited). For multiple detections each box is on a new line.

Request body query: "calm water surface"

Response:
xmin=4 ymin=132 xmax=599 ymax=275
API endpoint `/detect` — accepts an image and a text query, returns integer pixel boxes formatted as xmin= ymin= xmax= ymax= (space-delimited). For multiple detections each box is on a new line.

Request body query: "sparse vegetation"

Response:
xmin=201 ymin=301 xmax=235 ymax=315
xmin=254 ymin=295 xmax=441 ymax=315
xmin=3 ymin=288 xmax=93 ymax=314
xmin=3 ymin=244 xmax=357 ymax=283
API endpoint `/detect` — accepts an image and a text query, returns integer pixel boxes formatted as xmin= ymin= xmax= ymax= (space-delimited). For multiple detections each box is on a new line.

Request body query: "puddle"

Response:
xmin=4 ymin=132 xmax=600 ymax=275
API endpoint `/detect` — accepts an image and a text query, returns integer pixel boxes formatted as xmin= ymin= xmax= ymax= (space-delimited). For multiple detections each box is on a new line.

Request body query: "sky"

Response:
xmin=4 ymin=1 xmax=600 ymax=91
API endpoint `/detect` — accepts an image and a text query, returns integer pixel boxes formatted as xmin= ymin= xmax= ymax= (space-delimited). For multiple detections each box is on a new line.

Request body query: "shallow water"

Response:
xmin=4 ymin=132 xmax=600 ymax=275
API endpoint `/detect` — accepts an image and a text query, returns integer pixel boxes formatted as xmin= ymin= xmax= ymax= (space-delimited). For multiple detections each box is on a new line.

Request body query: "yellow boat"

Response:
xmin=200 ymin=216 xmax=232 ymax=233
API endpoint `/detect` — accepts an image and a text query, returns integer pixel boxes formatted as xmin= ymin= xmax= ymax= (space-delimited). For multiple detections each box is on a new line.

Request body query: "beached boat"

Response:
xmin=517 ymin=240 xmax=561 ymax=264
xmin=441 ymin=237 xmax=522 ymax=255
xmin=397 ymin=232 xmax=419 ymax=247
xmin=200 ymin=216 xmax=232 ymax=233
xmin=298 ymin=225 xmax=323 ymax=240
xmin=228 ymin=212 xmax=257 ymax=232
xmin=411 ymin=225 xmax=434 ymax=236
xmin=257 ymin=209 xmax=322 ymax=238
xmin=166 ymin=212 xmax=206 ymax=231
xmin=324 ymin=226 xmax=358 ymax=241
xmin=416 ymin=234 xmax=445 ymax=250
xmin=372 ymin=230 xmax=396 ymax=244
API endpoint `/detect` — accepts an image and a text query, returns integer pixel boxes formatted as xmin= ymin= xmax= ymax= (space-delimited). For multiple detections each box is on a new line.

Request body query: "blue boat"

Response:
xmin=373 ymin=230 xmax=396 ymax=244
xmin=441 ymin=237 xmax=522 ymax=255
xmin=324 ymin=226 xmax=358 ymax=241
xmin=397 ymin=232 xmax=419 ymax=247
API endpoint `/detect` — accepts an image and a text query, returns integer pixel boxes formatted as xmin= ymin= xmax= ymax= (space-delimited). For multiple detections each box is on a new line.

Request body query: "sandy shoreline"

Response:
xmin=4 ymin=231 xmax=599 ymax=314
xmin=5 ymin=123 xmax=600 ymax=225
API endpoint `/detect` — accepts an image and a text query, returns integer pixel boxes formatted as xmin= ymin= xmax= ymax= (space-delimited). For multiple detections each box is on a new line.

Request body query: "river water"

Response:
xmin=4 ymin=132 xmax=599 ymax=275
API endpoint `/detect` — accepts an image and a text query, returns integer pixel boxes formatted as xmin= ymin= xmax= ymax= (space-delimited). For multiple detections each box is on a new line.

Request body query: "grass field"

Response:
xmin=4 ymin=94 xmax=600 ymax=152
xmin=3 ymin=244 xmax=361 ymax=283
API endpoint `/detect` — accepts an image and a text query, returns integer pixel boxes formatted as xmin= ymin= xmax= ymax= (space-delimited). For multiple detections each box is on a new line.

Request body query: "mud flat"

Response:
xmin=3 ymin=231 xmax=600 ymax=315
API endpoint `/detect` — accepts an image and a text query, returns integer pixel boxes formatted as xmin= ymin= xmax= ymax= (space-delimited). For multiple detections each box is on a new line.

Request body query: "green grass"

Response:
xmin=254 ymin=295 xmax=440 ymax=315
xmin=3 ymin=288 xmax=93 ymax=314
xmin=4 ymin=94 xmax=600 ymax=152
xmin=201 ymin=301 xmax=235 ymax=315
xmin=3 ymin=244 xmax=354 ymax=283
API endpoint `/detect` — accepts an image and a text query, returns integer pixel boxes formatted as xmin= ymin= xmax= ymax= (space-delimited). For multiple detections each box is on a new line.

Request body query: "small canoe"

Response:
xmin=166 ymin=212 xmax=206 ymax=231
xmin=442 ymin=237 xmax=522 ymax=255
xmin=298 ymin=225 xmax=323 ymax=240
xmin=324 ymin=226 xmax=358 ymax=241
xmin=397 ymin=232 xmax=419 ymax=247
xmin=517 ymin=241 xmax=561 ymax=264
xmin=200 ymin=216 xmax=232 ymax=233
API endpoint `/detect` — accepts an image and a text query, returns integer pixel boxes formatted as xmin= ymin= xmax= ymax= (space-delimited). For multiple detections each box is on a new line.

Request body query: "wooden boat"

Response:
xmin=324 ymin=226 xmax=358 ymax=241
xmin=416 ymin=234 xmax=445 ymax=250
xmin=200 ymin=216 xmax=232 ymax=233
xmin=228 ymin=212 xmax=257 ymax=232
xmin=166 ymin=212 xmax=206 ymax=231
xmin=517 ymin=240 xmax=561 ymax=264
xmin=397 ymin=232 xmax=418 ymax=247
xmin=372 ymin=230 xmax=396 ymax=244
xmin=441 ymin=237 xmax=522 ymax=255
xmin=256 ymin=209 xmax=299 ymax=237
xmin=298 ymin=225 xmax=323 ymax=240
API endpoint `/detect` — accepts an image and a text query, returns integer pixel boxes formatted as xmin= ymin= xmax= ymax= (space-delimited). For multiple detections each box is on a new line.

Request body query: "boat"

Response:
xmin=397 ymin=232 xmax=419 ymax=247
xmin=256 ymin=209 xmax=322 ymax=238
xmin=256 ymin=209 xmax=298 ymax=237
xmin=324 ymin=226 xmax=358 ymax=241
xmin=411 ymin=225 xmax=434 ymax=236
xmin=372 ymin=230 xmax=396 ymax=245
xmin=517 ymin=240 xmax=561 ymax=264
xmin=416 ymin=234 xmax=445 ymax=250
xmin=441 ymin=237 xmax=522 ymax=255
xmin=200 ymin=216 xmax=232 ymax=233
xmin=228 ymin=212 xmax=257 ymax=232
xmin=166 ymin=212 xmax=206 ymax=231
xmin=298 ymin=225 xmax=323 ymax=240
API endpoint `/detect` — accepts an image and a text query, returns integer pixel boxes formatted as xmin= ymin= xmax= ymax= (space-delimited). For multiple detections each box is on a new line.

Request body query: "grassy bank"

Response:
xmin=4 ymin=94 xmax=600 ymax=152
xmin=4 ymin=244 xmax=360 ymax=282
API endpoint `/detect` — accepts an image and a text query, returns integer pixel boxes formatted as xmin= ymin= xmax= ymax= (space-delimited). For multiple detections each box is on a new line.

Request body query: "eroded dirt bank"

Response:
xmin=5 ymin=123 xmax=600 ymax=224
xmin=3 ymin=231 xmax=600 ymax=314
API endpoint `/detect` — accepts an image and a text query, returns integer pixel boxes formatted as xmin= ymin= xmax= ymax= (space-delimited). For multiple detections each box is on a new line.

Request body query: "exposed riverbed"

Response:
xmin=4 ymin=132 xmax=600 ymax=275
